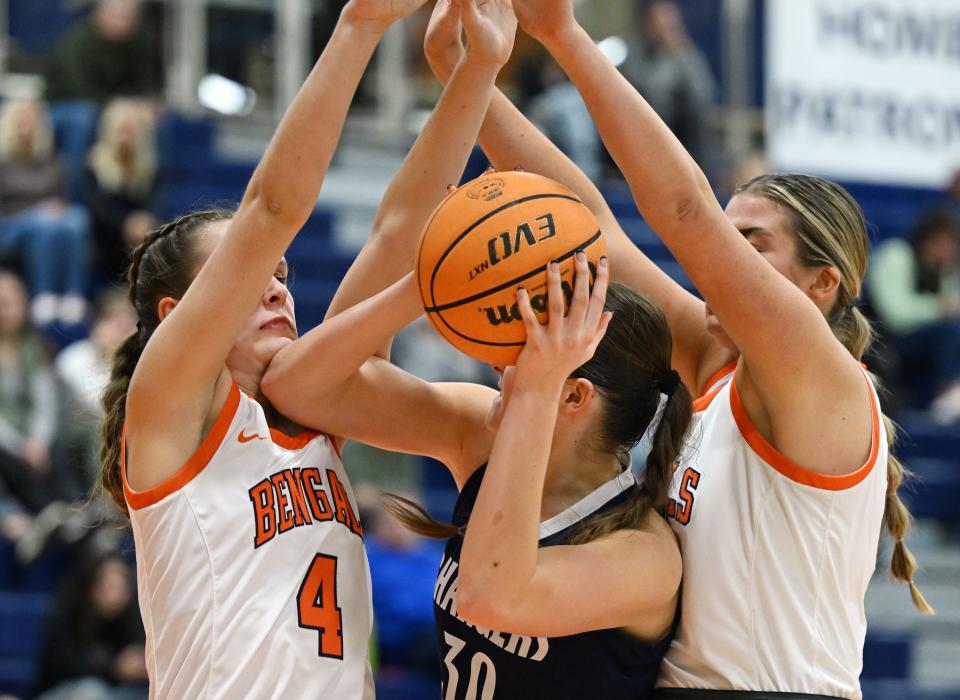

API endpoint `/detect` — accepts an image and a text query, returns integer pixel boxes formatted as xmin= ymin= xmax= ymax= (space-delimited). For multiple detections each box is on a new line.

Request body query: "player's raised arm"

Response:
xmin=323 ymin=0 xmax=517 ymax=336
xmin=423 ymin=0 xmax=721 ymax=391
xmin=514 ymin=0 xmax=871 ymax=476
xmin=456 ymin=257 xmax=683 ymax=637
xmin=122 ymin=0 xmax=429 ymax=492
xmin=262 ymin=0 xmax=518 ymax=479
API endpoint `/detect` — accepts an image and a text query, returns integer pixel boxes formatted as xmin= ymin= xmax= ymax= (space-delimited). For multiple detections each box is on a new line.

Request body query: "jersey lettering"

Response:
xmin=670 ymin=467 xmax=701 ymax=526
xmin=297 ymin=553 xmax=344 ymax=659
xmin=249 ymin=467 xmax=362 ymax=548
xmin=434 ymin=553 xmax=549 ymax=662
xmin=443 ymin=632 xmax=496 ymax=700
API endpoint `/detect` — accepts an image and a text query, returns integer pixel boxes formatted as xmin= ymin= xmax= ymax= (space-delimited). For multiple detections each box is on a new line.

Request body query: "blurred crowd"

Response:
xmin=0 ymin=0 xmax=958 ymax=698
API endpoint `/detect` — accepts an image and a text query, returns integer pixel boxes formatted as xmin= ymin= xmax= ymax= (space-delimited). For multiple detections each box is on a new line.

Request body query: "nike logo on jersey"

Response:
xmin=238 ymin=430 xmax=268 ymax=443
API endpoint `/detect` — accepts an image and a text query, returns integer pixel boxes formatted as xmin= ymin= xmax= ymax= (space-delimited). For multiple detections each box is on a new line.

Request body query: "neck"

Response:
xmin=540 ymin=443 xmax=622 ymax=522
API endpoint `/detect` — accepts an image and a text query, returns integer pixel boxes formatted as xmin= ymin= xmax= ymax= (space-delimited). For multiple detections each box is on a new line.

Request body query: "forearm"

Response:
xmin=326 ymin=57 xmax=502 ymax=324
xmin=243 ymin=12 xmax=384 ymax=229
xmin=541 ymin=27 xmax=712 ymax=237
xmin=476 ymin=90 xmax=613 ymax=217
xmin=262 ymin=274 xmax=423 ymax=407
xmin=458 ymin=381 xmax=560 ymax=616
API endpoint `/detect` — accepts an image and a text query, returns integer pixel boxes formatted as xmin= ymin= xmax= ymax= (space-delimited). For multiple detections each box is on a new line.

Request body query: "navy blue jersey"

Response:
xmin=433 ymin=466 xmax=674 ymax=700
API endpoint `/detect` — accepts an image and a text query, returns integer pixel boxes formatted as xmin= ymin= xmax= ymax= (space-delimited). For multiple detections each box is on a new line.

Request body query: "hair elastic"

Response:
xmin=659 ymin=369 xmax=681 ymax=397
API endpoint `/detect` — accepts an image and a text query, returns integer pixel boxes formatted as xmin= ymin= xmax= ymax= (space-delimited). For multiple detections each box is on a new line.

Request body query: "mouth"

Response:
xmin=260 ymin=317 xmax=294 ymax=333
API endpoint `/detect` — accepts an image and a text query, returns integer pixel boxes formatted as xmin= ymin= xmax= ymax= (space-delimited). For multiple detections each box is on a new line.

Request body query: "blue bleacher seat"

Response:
xmin=862 ymin=630 xmax=912 ymax=680
xmin=0 ymin=592 xmax=49 ymax=697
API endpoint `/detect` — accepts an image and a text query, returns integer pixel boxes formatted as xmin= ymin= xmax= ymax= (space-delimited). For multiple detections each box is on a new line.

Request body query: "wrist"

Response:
xmin=425 ymin=50 xmax=457 ymax=85
xmin=538 ymin=22 xmax=588 ymax=53
xmin=511 ymin=370 xmax=566 ymax=401
xmin=339 ymin=6 xmax=390 ymax=39
xmin=459 ymin=52 xmax=505 ymax=76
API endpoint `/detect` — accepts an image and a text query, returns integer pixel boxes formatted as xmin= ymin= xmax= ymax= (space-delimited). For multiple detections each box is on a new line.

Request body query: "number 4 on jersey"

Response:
xmin=297 ymin=554 xmax=344 ymax=658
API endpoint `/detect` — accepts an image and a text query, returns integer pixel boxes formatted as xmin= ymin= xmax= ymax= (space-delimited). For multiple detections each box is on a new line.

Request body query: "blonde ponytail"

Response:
xmin=738 ymin=173 xmax=933 ymax=614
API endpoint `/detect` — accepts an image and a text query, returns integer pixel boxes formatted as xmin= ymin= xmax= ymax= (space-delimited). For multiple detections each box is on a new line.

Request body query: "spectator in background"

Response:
xmin=527 ymin=59 xmax=601 ymax=182
xmin=34 ymin=550 xmax=148 ymax=700
xmin=81 ymin=100 xmax=158 ymax=283
xmin=620 ymin=0 xmax=716 ymax=166
xmin=0 ymin=270 xmax=60 ymax=516
xmin=869 ymin=212 xmax=960 ymax=423
xmin=0 ymin=100 xmax=93 ymax=326
xmin=943 ymin=169 xmax=960 ymax=220
xmin=45 ymin=0 xmax=160 ymax=104
xmin=56 ymin=289 xmax=136 ymax=419
xmin=44 ymin=0 xmax=161 ymax=198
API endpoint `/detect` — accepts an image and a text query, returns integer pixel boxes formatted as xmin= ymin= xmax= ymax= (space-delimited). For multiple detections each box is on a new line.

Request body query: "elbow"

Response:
xmin=456 ymin=571 xmax=518 ymax=630
xmin=671 ymin=166 xmax=713 ymax=225
xmin=241 ymin=177 xmax=311 ymax=230
xmin=456 ymin=584 xmax=508 ymax=631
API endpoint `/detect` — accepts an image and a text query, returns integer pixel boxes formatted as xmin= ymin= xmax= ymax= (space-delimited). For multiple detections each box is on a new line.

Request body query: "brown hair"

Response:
xmin=735 ymin=173 xmax=933 ymax=614
xmin=99 ymin=209 xmax=234 ymax=516
xmin=383 ymin=282 xmax=693 ymax=544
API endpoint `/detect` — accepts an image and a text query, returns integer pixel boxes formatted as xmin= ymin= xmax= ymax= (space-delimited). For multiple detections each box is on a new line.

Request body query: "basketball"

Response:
xmin=416 ymin=171 xmax=607 ymax=366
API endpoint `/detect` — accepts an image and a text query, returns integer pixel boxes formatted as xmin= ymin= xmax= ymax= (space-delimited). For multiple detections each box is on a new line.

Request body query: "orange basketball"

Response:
xmin=416 ymin=171 xmax=607 ymax=366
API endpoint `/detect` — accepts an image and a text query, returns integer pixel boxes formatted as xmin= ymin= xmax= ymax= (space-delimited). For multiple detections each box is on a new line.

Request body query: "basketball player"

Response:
xmin=265 ymin=253 xmax=689 ymax=700
xmin=91 ymin=0 xmax=482 ymax=696
xmin=503 ymin=1 xmax=933 ymax=698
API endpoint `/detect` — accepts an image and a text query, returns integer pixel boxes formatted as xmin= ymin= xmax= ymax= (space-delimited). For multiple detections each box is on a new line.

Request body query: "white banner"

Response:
xmin=765 ymin=0 xmax=960 ymax=187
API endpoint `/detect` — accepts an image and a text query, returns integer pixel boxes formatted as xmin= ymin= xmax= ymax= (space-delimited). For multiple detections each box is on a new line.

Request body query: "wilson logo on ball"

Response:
xmin=480 ymin=276 xmax=578 ymax=327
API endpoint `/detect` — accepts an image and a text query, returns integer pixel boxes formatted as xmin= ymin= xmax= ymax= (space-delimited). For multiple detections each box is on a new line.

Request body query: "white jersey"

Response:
xmin=123 ymin=383 xmax=375 ymax=700
xmin=658 ymin=364 xmax=886 ymax=699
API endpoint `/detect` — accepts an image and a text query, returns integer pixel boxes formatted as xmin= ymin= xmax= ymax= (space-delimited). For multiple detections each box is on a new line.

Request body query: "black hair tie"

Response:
xmin=659 ymin=369 xmax=681 ymax=397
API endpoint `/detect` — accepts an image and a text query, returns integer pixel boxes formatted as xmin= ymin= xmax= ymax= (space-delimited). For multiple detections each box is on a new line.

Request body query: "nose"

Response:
xmin=264 ymin=277 xmax=288 ymax=308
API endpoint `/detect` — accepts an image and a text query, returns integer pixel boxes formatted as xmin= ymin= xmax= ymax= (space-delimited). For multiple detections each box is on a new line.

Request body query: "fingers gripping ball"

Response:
xmin=416 ymin=171 xmax=607 ymax=365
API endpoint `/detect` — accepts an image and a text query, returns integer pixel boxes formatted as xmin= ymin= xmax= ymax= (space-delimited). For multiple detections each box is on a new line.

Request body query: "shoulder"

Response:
xmin=595 ymin=511 xmax=682 ymax=593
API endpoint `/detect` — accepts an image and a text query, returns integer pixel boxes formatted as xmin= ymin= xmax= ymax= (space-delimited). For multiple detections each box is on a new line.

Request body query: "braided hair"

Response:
xmin=99 ymin=209 xmax=234 ymax=515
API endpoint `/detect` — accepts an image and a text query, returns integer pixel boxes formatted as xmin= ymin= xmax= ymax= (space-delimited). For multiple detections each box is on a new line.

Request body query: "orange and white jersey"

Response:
xmin=658 ymin=363 xmax=887 ymax=699
xmin=123 ymin=383 xmax=374 ymax=700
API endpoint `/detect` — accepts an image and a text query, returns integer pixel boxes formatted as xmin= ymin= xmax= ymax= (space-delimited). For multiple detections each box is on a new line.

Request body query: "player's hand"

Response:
xmin=514 ymin=252 xmax=611 ymax=386
xmin=510 ymin=0 xmax=578 ymax=44
xmin=424 ymin=0 xmax=464 ymax=83
xmin=342 ymin=0 xmax=431 ymax=34
xmin=461 ymin=0 xmax=517 ymax=68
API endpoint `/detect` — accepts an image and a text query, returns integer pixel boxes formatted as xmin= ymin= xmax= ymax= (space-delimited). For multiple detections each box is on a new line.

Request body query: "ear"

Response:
xmin=807 ymin=266 xmax=842 ymax=308
xmin=156 ymin=296 xmax=178 ymax=321
xmin=558 ymin=378 xmax=596 ymax=417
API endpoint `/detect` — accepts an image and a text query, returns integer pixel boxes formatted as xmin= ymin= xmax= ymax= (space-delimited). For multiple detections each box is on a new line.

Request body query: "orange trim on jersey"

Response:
xmin=269 ymin=427 xmax=320 ymax=451
xmin=728 ymin=371 xmax=881 ymax=491
xmin=123 ymin=382 xmax=242 ymax=510
xmin=699 ymin=361 xmax=738 ymax=398
xmin=693 ymin=383 xmax=725 ymax=413
xmin=236 ymin=385 xmax=340 ymax=457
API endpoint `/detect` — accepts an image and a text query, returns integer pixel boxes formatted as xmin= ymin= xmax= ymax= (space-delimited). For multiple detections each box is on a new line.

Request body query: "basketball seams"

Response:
xmin=425 ymin=229 xmax=603 ymax=313
xmin=428 ymin=230 xmax=604 ymax=348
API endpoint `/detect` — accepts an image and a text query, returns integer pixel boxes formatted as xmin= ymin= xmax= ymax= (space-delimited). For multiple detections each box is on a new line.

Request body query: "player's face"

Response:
xmin=707 ymin=194 xmax=821 ymax=348
xmin=192 ymin=223 xmax=298 ymax=378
